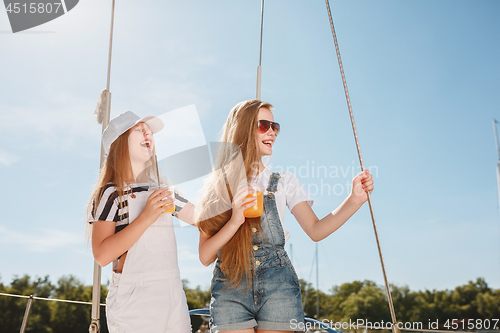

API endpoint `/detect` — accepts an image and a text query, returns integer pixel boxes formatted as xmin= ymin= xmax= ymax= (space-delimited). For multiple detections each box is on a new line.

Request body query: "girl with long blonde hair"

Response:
xmin=196 ymin=99 xmax=374 ymax=332
xmin=87 ymin=111 xmax=195 ymax=333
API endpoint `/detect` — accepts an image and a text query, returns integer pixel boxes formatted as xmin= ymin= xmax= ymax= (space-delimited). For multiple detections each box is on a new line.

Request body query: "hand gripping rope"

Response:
xmin=323 ymin=1 xmax=400 ymax=332
xmin=323 ymin=5 xmax=484 ymax=333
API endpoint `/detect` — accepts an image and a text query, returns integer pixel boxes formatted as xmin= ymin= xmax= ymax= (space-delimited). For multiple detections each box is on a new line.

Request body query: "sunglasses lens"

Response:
xmin=272 ymin=123 xmax=280 ymax=136
xmin=257 ymin=120 xmax=280 ymax=136
xmin=257 ymin=120 xmax=271 ymax=133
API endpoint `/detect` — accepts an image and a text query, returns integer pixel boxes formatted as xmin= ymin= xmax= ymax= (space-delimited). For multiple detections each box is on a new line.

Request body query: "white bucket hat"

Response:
xmin=102 ymin=111 xmax=164 ymax=155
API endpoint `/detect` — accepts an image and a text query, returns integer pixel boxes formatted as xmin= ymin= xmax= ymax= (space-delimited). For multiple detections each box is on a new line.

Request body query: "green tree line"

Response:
xmin=300 ymin=278 xmax=500 ymax=324
xmin=0 ymin=275 xmax=498 ymax=332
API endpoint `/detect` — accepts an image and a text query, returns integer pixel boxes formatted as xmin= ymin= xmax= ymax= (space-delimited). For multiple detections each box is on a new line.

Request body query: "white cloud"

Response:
xmin=0 ymin=225 xmax=81 ymax=253
xmin=0 ymin=150 xmax=20 ymax=166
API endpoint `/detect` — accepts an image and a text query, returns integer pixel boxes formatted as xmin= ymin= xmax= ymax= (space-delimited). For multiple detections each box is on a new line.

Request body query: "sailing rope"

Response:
xmin=0 ymin=292 xmax=106 ymax=306
xmin=301 ymin=248 xmax=317 ymax=311
xmin=0 ymin=293 xmax=485 ymax=333
xmin=323 ymin=1 xmax=400 ymax=331
xmin=256 ymin=0 xmax=265 ymax=99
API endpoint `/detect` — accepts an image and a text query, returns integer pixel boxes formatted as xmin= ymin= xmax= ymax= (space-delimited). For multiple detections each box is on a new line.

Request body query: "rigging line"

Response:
xmin=492 ymin=119 xmax=500 ymax=267
xmin=0 ymin=293 xmax=106 ymax=306
xmin=258 ymin=0 xmax=264 ymax=67
xmin=256 ymin=0 xmax=265 ymax=100
xmin=315 ymin=243 xmax=319 ymax=319
xmin=302 ymin=248 xmax=317 ymax=310
xmin=323 ymin=1 xmax=399 ymax=331
xmin=493 ymin=119 xmax=500 ymax=159
xmin=106 ymin=0 xmax=116 ymax=91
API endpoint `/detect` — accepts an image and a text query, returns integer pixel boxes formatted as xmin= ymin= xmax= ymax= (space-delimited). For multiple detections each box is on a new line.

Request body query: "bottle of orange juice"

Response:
xmin=162 ymin=186 xmax=176 ymax=214
xmin=244 ymin=183 xmax=264 ymax=218
xmin=150 ymin=183 xmax=176 ymax=214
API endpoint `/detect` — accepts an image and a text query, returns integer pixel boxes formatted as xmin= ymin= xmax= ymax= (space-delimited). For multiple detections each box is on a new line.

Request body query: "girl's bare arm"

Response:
xmin=92 ymin=189 xmax=172 ymax=266
xmin=198 ymin=186 xmax=256 ymax=266
xmin=292 ymin=170 xmax=374 ymax=242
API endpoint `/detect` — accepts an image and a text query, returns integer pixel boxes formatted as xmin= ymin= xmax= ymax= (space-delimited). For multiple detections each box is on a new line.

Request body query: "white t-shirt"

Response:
xmin=257 ymin=168 xmax=313 ymax=242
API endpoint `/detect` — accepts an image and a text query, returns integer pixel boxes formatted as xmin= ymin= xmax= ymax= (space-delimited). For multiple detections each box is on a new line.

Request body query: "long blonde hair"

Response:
xmin=86 ymin=124 xmax=158 ymax=240
xmin=196 ymin=99 xmax=273 ymax=288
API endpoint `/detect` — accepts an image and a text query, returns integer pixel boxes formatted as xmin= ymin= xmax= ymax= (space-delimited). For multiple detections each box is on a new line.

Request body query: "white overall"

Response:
xmin=106 ymin=189 xmax=191 ymax=333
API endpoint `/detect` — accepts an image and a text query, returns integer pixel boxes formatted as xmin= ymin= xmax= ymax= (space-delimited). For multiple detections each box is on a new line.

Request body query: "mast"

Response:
xmin=89 ymin=1 xmax=115 ymax=332
xmin=493 ymin=119 xmax=500 ymax=268
xmin=493 ymin=119 xmax=500 ymax=159
xmin=493 ymin=119 xmax=500 ymax=230
xmin=315 ymin=243 xmax=319 ymax=319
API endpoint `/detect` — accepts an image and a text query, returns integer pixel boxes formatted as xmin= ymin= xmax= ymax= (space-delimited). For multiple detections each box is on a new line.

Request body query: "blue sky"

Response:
xmin=1 ymin=0 xmax=499 ymax=296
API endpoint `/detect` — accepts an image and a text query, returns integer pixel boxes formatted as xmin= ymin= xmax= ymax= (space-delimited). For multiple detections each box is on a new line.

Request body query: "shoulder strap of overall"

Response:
xmin=267 ymin=172 xmax=281 ymax=193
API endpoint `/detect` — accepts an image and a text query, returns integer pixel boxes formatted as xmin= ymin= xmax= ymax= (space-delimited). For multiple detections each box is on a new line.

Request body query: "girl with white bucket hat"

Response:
xmin=87 ymin=111 xmax=194 ymax=333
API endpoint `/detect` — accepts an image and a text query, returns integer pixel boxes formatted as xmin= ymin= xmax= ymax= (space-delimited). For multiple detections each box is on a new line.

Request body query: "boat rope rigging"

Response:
xmin=323 ymin=0 xmax=399 ymax=331
xmin=301 ymin=244 xmax=317 ymax=314
xmin=256 ymin=0 xmax=265 ymax=100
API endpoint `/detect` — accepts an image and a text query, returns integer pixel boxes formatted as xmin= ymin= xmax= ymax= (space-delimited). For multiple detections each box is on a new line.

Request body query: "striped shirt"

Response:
xmin=88 ymin=183 xmax=189 ymax=234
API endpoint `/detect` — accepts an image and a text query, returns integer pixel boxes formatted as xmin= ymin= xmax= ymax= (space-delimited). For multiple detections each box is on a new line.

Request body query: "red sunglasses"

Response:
xmin=257 ymin=120 xmax=280 ymax=136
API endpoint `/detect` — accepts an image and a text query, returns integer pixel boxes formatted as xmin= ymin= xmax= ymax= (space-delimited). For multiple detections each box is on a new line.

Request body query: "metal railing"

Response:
xmin=0 ymin=292 xmax=105 ymax=333
xmin=3 ymin=292 xmax=494 ymax=333
xmin=1 ymin=292 xmax=339 ymax=333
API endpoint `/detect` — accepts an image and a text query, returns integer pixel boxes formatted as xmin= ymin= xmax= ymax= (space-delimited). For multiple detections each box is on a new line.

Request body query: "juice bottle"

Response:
xmin=244 ymin=183 xmax=264 ymax=218
xmin=162 ymin=187 xmax=176 ymax=214
xmin=150 ymin=183 xmax=176 ymax=214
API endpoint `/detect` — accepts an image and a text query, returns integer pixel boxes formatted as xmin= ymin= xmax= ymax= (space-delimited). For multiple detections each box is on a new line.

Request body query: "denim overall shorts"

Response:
xmin=210 ymin=172 xmax=305 ymax=332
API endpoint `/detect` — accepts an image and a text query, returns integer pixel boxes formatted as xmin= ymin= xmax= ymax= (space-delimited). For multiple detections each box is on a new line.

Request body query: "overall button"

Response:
xmin=268 ymin=193 xmax=274 ymax=198
xmin=252 ymin=227 xmax=257 ymax=233
xmin=253 ymin=245 xmax=259 ymax=251
xmin=255 ymin=260 xmax=261 ymax=266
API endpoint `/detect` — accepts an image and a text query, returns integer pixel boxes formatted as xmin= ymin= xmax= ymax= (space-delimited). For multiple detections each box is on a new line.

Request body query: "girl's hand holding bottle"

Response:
xmin=197 ymin=185 xmax=258 ymax=267
xmin=228 ymin=185 xmax=257 ymax=228
xmin=140 ymin=189 xmax=174 ymax=224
